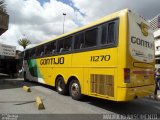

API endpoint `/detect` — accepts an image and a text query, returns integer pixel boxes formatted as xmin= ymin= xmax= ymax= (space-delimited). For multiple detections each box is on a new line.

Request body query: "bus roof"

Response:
xmin=27 ymin=8 xmax=129 ymax=50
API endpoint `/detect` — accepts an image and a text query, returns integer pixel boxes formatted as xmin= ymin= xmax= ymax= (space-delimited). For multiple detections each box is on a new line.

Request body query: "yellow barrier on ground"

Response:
xmin=35 ymin=96 xmax=45 ymax=110
xmin=22 ymin=86 xmax=31 ymax=92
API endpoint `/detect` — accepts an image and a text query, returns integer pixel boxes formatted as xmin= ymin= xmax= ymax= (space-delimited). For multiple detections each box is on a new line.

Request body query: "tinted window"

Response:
xmin=101 ymin=24 xmax=107 ymax=44
xmin=36 ymin=46 xmax=44 ymax=57
xmin=24 ymin=50 xmax=29 ymax=59
xmin=85 ymin=28 xmax=97 ymax=48
xmin=57 ymin=39 xmax=64 ymax=52
xmin=30 ymin=48 xmax=36 ymax=58
xmin=101 ymin=21 xmax=117 ymax=45
xmin=74 ymin=32 xmax=85 ymax=49
xmin=45 ymin=41 xmax=56 ymax=55
xmin=57 ymin=36 xmax=72 ymax=53
xmin=108 ymin=22 xmax=115 ymax=44
xmin=49 ymin=41 xmax=56 ymax=54
xmin=64 ymin=37 xmax=72 ymax=51
xmin=45 ymin=44 xmax=51 ymax=55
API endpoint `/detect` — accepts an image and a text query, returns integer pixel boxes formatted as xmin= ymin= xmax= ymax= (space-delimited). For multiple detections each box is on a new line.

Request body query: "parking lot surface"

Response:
xmin=0 ymin=75 xmax=160 ymax=119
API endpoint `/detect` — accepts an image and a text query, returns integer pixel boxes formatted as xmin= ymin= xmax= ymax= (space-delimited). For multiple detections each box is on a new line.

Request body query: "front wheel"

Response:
xmin=69 ymin=79 xmax=83 ymax=100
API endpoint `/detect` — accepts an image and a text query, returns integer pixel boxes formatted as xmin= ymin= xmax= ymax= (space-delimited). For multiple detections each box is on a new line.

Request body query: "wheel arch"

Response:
xmin=67 ymin=76 xmax=80 ymax=88
xmin=55 ymin=74 xmax=64 ymax=86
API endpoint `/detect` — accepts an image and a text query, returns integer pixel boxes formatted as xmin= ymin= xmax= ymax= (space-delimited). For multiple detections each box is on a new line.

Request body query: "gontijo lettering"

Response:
xmin=40 ymin=57 xmax=64 ymax=65
xmin=131 ymin=36 xmax=154 ymax=50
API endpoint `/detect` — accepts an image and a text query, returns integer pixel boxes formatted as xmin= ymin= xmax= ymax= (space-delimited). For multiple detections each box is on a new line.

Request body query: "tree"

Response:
xmin=18 ymin=38 xmax=31 ymax=78
xmin=0 ymin=0 xmax=6 ymax=13
xmin=18 ymin=38 xmax=31 ymax=50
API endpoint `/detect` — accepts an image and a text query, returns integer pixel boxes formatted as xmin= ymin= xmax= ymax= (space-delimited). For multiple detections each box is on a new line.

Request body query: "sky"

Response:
xmin=1 ymin=0 xmax=160 ymax=51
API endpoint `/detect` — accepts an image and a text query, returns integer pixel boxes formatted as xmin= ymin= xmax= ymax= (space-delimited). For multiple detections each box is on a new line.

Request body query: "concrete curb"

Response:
xmin=35 ymin=96 xmax=45 ymax=110
xmin=22 ymin=86 xmax=31 ymax=92
xmin=2 ymin=79 xmax=22 ymax=86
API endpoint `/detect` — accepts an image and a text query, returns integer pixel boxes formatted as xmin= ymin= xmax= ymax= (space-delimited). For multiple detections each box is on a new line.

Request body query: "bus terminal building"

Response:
xmin=150 ymin=14 xmax=160 ymax=68
xmin=0 ymin=43 xmax=22 ymax=77
xmin=154 ymin=29 xmax=160 ymax=68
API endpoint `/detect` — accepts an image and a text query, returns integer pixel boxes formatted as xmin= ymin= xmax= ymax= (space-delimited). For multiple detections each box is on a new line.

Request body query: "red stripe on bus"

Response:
xmin=132 ymin=71 xmax=154 ymax=74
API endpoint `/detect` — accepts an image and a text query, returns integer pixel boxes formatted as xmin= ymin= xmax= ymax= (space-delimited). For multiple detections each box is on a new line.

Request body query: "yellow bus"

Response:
xmin=24 ymin=9 xmax=155 ymax=101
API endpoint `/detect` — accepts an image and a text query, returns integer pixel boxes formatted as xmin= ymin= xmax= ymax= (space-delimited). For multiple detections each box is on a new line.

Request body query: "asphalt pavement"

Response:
xmin=0 ymin=74 xmax=160 ymax=120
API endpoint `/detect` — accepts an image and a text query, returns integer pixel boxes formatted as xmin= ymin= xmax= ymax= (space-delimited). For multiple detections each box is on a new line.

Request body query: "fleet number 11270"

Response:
xmin=90 ymin=55 xmax=110 ymax=62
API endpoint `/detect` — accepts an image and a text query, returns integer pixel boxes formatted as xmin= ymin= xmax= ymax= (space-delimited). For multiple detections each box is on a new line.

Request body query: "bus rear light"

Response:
xmin=124 ymin=68 xmax=130 ymax=83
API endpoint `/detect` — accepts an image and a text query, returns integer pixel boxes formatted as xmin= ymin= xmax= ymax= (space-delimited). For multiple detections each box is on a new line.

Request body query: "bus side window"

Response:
xmin=85 ymin=28 xmax=98 ymax=48
xmin=57 ymin=39 xmax=64 ymax=53
xmin=74 ymin=32 xmax=85 ymax=49
xmin=80 ymin=43 xmax=84 ymax=49
xmin=52 ymin=49 xmax=55 ymax=54
xmin=57 ymin=37 xmax=72 ymax=53
xmin=40 ymin=51 xmax=44 ymax=56
xmin=108 ymin=22 xmax=116 ymax=44
xmin=24 ymin=50 xmax=29 ymax=59
xmin=36 ymin=46 xmax=44 ymax=57
xmin=101 ymin=24 xmax=107 ymax=44
xmin=101 ymin=21 xmax=116 ymax=45
xmin=50 ymin=41 xmax=56 ymax=54
xmin=44 ymin=42 xmax=56 ymax=55
xmin=44 ymin=45 xmax=48 ymax=55
xmin=60 ymin=48 xmax=64 ymax=53
xmin=30 ymin=48 xmax=36 ymax=58
xmin=64 ymin=36 xmax=72 ymax=51
xmin=28 ymin=51 xmax=31 ymax=58
xmin=47 ymin=44 xmax=51 ymax=55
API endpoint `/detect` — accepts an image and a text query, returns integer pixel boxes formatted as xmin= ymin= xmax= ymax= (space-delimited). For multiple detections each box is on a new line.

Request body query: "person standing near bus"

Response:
xmin=155 ymin=68 xmax=160 ymax=99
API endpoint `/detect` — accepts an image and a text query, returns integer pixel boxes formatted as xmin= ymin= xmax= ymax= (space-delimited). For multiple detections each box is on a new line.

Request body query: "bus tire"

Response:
xmin=69 ymin=79 xmax=83 ymax=100
xmin=56 ymin=77 xmax=67 ymax=95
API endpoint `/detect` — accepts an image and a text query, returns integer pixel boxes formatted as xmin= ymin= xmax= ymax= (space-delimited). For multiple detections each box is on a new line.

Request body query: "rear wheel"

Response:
xmin=69 ymin=79 xmax=83 ymax=100
xmin=56 ymin=77 xmax=67 ymax=95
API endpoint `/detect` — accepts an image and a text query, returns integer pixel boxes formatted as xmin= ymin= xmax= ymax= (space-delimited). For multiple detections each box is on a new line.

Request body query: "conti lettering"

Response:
xmin=40 ymin=57 xmax=64 ymax=65
xmin=131 ymin=36 xmax=154 ymax=50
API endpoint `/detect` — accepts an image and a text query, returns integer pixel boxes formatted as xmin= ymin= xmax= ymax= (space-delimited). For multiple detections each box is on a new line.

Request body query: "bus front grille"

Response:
xmin=90 ymin=74 xmax=114 ymax=97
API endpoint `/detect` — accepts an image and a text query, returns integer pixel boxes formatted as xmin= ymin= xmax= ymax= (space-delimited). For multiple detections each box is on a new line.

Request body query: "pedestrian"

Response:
xmin=154 ymin=68 xmax=160 ymax=99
